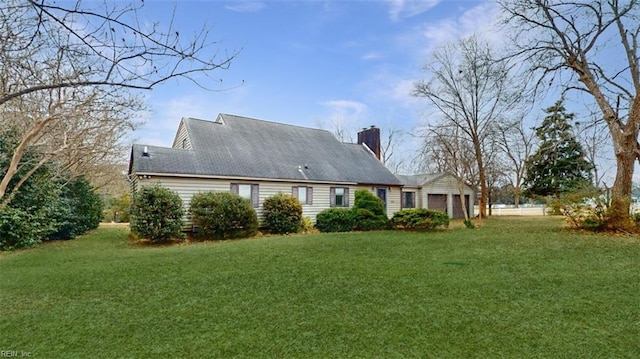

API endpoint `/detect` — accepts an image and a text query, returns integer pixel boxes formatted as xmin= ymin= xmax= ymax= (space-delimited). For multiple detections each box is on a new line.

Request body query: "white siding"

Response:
xmin=415 ymin=174 xmax=475 ymax=218
xmin=136 ymin=177 xmax=385 ymax=226
xmin=171 ymin=120 xmax=192 ymax=150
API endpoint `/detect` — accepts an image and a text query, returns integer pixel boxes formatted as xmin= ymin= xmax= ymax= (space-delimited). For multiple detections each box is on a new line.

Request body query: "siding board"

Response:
xmin=136 ymin=176 xmax=404 ymax=226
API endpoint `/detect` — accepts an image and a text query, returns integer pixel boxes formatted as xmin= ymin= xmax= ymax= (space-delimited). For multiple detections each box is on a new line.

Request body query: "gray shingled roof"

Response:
xmin=130 ymin=114 xmax=401 ymax=185
xmin=396 ymin=173 xmax=447 ymax=186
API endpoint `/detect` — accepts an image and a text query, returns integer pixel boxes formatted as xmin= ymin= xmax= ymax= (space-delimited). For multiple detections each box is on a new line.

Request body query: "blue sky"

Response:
xmin=133 ymin=0 xmax=502 ymax=171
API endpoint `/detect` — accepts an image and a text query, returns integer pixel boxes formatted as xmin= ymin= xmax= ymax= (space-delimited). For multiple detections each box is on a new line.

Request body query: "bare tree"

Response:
xmin=0 ymin=84 xmax=140 ymax=207
xmin=414 ymin=35 xmax=522 ymax=218
xmin=573 ymin=112 xmax=613 ymax=188
xmin=496 ymin=118 xmax=536 ymax=207
xmin=317 ymin=116 xmax=355 ymax=143
xmin=380 ymin=127 xmax=408 ymax=174
xmin=483 ymin=134 xmax=509 ymax=214
xmin=0 ymin=0 xmax=237 ymax=204
xmin=498 ymin=0 xmax=640 ymax=225
xmin=417 ymin=124 xmax=478 ymax=222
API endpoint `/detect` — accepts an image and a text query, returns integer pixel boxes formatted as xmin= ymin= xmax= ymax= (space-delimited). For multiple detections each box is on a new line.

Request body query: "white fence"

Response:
xmin=474 ymin=205 xmax=547 ymax=216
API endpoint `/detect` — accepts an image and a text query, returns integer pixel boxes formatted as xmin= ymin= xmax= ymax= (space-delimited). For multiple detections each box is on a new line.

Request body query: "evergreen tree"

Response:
xmin=524 ymin=100 xmax=594 ymax=198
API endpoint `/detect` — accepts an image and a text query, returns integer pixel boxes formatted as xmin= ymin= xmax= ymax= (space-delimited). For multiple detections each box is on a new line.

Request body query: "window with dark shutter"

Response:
xmin=231 ymin=183 xmax=259 ymax=208
xmin=294 ymin=186 xmax=312 ymax=205
xmin=330 ymin=187 xmax=349 ymax=207
xmin=402 ymin=191 xmax=415 ymax=208
xmin=251 ymin=184 xmax=259 ymax=207
xmin=330 ymin=187 xmax=336 ymax=207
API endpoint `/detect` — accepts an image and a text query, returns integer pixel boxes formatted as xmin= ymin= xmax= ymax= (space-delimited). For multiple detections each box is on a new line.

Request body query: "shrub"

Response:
xmin=352 ymin=190 xmax=388 ymax=231
xmin=316 ymin=208 xmax=355 ymax=233
xmin=551 ymin=187 xmax=614 ymax=231
xmin=130 ymin=184 xmax=185 ymax=243
xmin=0 ymin=207 xmax=55 ymax=251
xmin=189 ymin=191 xmax=258 ymax=240
xmin=352 ymin=208 xmax=389 ymax=231
xmin=301 ymin=217 xmax=315 ymax=233
xmin=50 ymin=176 xmax=104 ymax=240
xmin=0 ymin=152 xmax=59 ymax=250
xmin=392 ymin=208 xmax=450 ymax=230
xmin=263 ymin=193 xmax=303 ymax=234
xmin=353 ymin=190 xmax=385 ymax=216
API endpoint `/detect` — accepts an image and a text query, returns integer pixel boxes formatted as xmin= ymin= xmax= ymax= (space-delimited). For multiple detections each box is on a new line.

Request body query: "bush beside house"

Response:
xmin=316 ymin=190 xmax=390 ymax=233
xmin=130 ymin=184 xmax=185 ymax=243
xmin=262 ymin=193 xmax=303 ymax=234
xmin=189 ymin=191 xmax=258 ymax=240
xmin=392 ymin=209 xmax=450 ymax=230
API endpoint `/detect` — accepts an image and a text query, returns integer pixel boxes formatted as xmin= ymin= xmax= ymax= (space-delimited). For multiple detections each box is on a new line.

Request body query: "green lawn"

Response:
xmin=1 ymin=217 xmax=639 ymax=358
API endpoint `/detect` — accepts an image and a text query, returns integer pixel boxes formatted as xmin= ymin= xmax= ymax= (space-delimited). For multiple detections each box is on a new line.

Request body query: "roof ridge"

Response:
xmin=218 ymin=113 xmax=334 ymax=134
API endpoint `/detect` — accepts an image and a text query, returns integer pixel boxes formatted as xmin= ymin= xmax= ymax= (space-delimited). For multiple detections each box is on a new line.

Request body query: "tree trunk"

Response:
xmin=474 ymin=141 xmax=487 ymax=218
xmin=607 ymin=124 xmax=638 ymax=228
xmin=573 ymin=61 xmax=640 ymax=228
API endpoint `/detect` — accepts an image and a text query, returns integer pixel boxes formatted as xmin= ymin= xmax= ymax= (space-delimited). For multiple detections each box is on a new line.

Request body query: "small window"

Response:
xmin=238 ymin=184 xmax=252 ymax=199
xmin=402 ymin=191 xmax=416 ymax=208
xmin=292 ymin=186 xmax=313 ymax=205
xmin=231 ymin=183 xmax=259 ymax=207
xmin=330 ymin=187 xmax=349 ymax=207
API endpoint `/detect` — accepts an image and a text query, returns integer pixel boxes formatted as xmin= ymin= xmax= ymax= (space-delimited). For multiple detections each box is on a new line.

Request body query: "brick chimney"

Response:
xmin=357 ymin=125 xmax=381 ymax=160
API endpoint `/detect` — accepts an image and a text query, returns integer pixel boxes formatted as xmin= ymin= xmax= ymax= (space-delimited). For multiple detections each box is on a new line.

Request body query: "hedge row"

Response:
xmin=129 ymin=187 xmax=451 ymax=243
xmin=130 ymin=189 xmax=306 ymax=242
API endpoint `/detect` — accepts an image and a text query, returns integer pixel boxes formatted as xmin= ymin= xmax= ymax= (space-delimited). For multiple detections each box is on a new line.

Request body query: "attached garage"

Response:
xmin=452 ymin=194 xmax=470 ymax=219
xmin=397 ymin=173 xmax=475 ymax=219
xmin=427 ymin=194 xmax=447 ymax=213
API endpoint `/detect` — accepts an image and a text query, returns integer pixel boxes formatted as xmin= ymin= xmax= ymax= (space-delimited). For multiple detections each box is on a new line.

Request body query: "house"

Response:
xmin=396 ymin=173 xmax=475 ymax=219
xmin=128 ymin=114 xmax=403 ymax=225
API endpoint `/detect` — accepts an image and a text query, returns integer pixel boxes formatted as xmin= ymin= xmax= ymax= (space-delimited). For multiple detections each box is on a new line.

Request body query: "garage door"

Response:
xmin=427 ymin=194 xmax=447 ymax=213
xmin=452 ymin=195 xmax=470 ymax=219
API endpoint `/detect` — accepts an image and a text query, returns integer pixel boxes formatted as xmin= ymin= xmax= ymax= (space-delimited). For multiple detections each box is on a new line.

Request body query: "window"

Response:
xmin=292 ymin=186 xmax=313 ymax=205
xmin=330 ymin=187 xmax=349 ymax=207
xmin=230 ymin=183 xmax=259 ymax=207
xmin=402 ymin=191 xmax=416 ymax=208
xmin=376 ymin=187 xmax=387 ymax=208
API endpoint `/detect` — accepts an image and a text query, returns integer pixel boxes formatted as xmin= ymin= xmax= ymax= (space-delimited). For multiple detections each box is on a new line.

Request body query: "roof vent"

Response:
xmin=142 ymin=146 xmax=149 ymax=157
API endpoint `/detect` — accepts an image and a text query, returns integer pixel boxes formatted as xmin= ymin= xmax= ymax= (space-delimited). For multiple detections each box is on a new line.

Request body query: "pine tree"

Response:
xmin=524 ymin=100 xmax=594 ymax=198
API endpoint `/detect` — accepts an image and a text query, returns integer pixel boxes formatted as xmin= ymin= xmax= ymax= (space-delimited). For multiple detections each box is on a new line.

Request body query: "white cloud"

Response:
xmin=225 ymin=2 xmax=266 ymax=13
xmin=322 ymin=100 xmax=368 ymax=119
xmin=419 ymin=2 xmax=502 ymax=49
xmin=315 ymin=100 xmax=370 ymax=139
xmin=388 ymin=0 xmax=442 ymax=21
xmin=362 ymin=52 xmax=383 ymax=61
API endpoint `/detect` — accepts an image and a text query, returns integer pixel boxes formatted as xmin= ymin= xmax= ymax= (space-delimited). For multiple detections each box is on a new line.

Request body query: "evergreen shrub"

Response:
xmin=352 ymin=190 xmax=388 ymax=231
xmin=316 ymin=208 xmax=355 ymax=233
xmin=50 ymin=177 xmax=103 ymax=240
xmin=263 ymin=193 xmax=303 ymax=234
xmin=189 ymin=191 xmax=258 ymax=240
xmin=392 ymin=208 xmax=450 ymax=230
xmin=130 ymin=184 xmax=185 ymax=242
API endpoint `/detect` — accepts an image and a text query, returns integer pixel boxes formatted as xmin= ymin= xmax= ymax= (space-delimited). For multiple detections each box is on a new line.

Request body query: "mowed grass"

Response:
xmin=1 ymin=217 xmax=639 ymax=358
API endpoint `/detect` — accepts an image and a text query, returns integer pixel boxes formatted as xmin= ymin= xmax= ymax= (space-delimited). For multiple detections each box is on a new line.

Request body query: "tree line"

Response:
xmin=412 ymin=0 xmax=640 ymax=230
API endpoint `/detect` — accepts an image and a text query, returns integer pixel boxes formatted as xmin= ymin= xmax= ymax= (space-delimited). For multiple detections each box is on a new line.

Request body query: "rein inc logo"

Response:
xmin=1 ymin=351 xmax=31 ymax=357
